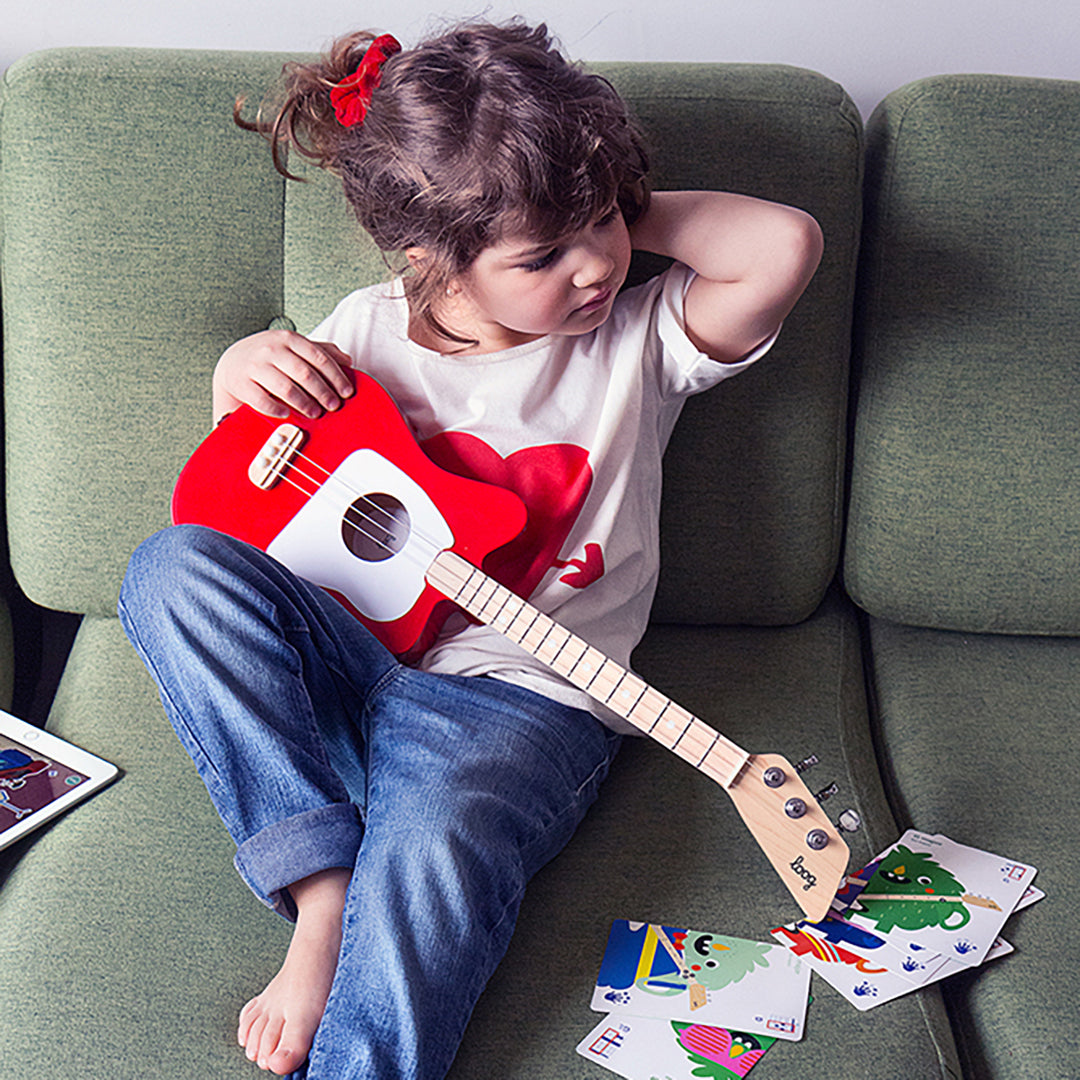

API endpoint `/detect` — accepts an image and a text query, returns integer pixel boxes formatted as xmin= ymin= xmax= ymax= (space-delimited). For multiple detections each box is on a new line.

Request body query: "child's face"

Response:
xmin=449 ymin=207 xmax=632 ymax=352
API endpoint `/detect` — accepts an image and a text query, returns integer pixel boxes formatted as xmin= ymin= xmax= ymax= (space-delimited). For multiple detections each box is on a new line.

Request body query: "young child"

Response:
xmin=118 ymin=19 xmax=822 ymax=1080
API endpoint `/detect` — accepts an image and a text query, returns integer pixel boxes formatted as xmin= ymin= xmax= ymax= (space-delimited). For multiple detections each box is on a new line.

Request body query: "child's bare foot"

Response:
xmin=238 ymin=867 xmax=351 ymax=1074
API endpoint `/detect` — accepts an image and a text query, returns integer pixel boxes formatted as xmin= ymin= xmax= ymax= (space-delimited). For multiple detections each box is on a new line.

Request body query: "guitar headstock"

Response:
xmin=726 ymin=753 xmax=850 ymax=922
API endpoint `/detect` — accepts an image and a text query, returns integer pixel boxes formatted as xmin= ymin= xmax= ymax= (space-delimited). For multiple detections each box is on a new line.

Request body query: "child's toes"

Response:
xmin=257 ymin=1015 xmax=286 ymax=1071
xmin=238 ymin=996 xmax=261 ymax=1046
xmin=243 ymin=1006 xmax=272 ymax=1064
xmin=268 ymin=1037 xmax=306 ymax=1076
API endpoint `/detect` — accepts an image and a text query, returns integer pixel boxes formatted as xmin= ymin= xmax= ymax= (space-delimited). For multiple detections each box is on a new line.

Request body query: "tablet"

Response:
xmin=0 ymin=709 xmax=119 ymax=851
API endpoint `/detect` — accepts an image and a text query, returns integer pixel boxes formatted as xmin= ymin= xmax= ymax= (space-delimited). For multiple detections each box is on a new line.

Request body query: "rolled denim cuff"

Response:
xmin=234 ymin=802 xmax=362 ymax=920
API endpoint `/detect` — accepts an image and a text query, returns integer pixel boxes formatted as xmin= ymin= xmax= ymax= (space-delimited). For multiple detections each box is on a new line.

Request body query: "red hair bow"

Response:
xmin=330 ymin=34 xmax=402 ymax=127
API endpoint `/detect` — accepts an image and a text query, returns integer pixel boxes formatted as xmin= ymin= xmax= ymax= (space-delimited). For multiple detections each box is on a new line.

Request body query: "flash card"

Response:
xmin=840 ymin=832 xmax=1037 ymax=967
xmin=577 ymin=1013 xmax=777 ymax=1079
xmin=592 ymin=921 xmax=810 ymax=1041
xmin=770 ymin=915 xmax=950 ymax=990
xmin=780 ymin=926 xmax=1015 ymax=1011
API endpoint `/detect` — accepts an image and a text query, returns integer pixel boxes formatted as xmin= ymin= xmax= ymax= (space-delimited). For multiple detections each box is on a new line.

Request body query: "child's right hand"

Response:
xmin=212 ymin=329 xmax=355 ymax=423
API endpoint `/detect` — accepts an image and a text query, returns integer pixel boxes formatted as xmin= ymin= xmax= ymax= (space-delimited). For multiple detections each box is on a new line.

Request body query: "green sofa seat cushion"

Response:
xmin=0 ymin=616 xmax=291 ymax=1076
xmin=864 ymin=617 xmax=1080 ymax=1079
xmin=0 ymin=599 xmax=960 ymax=1078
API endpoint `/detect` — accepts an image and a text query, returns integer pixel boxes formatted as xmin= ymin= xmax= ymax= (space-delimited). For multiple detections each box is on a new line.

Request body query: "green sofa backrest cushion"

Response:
xmin=846 ymin=74 xmax=1080 ymax=634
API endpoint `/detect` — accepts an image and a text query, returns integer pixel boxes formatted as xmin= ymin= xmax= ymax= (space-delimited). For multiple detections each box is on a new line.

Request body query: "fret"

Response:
xmin=460 ymin=567 xmax=489 ymax=610
xmin=643 ymin=696 xmax=672 ymax=733
xmin=606 ymin=671 xmax=648 ymax=715
xmin=492 ymin=591 xmax=520 ymax=630
xmin=500 ymin=596 xmax=534 ymax=643
xmin=538 ymin=624 xmax=575 ymax=670
xmin=586 ymin=658 xmax=625 ymax=701
xmin=530 ymin=618 xmax=562 ymax=661
xmin=570 ymin=645 xmax=607 ymax=690
xmin=550 ymin=635 xmax=589 ymax=679
xmin=471 ymin=578 xmax=502 ymax=620
xmin=519 ymin=611 xmax=553 ymax=654
xmin=485 ymin=587 xmax=518 ymax=632
xmin=649 ymin=700 xmax=696 ymax=751
xmin=674 ymin=718 xmax=717 ymax=759
xmin=698 ymin=731 xmax=721 ymax=766
xmin=699 ymin=739 xmax=751 ymax=789
xmin=426 ymin=550 xmax=750 ymax=791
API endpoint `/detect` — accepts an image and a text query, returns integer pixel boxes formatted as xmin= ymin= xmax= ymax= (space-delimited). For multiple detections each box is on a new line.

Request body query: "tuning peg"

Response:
xmin=762 ymin=766 xmax=787 ymax=788
xmin=836 ymin=809 xmax=862 ymax=833
xmin=814 ymin=781 xmax=839 ymax=804
xmin=794 ymin=754 xmax=819 ymax=774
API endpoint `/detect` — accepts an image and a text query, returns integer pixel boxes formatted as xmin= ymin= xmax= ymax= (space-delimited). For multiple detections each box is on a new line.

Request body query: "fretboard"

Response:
xmin=426 ymin=551 xmax=750 ymax=789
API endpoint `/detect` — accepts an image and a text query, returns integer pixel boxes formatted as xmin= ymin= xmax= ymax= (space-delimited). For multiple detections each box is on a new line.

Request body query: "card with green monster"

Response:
xmin=840 ymin=830 xmax=1036 ymax=966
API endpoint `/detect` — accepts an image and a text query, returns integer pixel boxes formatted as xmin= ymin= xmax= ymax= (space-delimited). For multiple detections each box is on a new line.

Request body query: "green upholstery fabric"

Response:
xmin=451 ymin=590 xmax=958 ymax=1079
xmin=611 ymin=64 xmax=862 ymax=626
xmin=845 ymin=75 xmax=1080 ymax=634
xmin=0 ymin=617 xmax=292 ymax=1076
xmin=1 ymin=46 xmax=959 ymax=1079
xmin=1 ymin=51 xmax=861 ymax=628
xmin=864 ymin=619 xmax=1080 ymax=1079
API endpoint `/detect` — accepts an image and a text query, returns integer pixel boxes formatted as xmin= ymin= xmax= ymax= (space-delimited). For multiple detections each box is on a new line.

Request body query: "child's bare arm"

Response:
xmin=213 ymin=329 xmax=355 ymax=423
xmin=629 ymin=191 xmax=823 ymax=364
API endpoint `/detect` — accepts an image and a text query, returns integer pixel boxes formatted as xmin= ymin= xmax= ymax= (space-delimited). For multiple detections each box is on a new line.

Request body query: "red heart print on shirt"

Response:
xmin=420 ymin=432 xmax=603 ymax=598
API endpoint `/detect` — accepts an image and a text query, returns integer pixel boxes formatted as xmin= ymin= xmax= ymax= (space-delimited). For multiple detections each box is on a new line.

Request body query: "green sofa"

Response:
xmin=0 ymin=47 xmax=1074 ymax=1080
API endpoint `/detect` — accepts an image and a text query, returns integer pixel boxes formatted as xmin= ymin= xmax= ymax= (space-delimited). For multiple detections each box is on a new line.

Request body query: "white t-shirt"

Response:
xmin=310 ymin=264 xmax=773 ymax=733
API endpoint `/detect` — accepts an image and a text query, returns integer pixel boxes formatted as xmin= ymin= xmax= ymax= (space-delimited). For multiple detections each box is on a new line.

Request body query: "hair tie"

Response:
xmin=330 ymin=34 xmax=402 ymax=127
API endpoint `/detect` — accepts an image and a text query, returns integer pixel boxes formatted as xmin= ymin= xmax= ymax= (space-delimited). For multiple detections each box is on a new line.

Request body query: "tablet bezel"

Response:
xmin=0 ymin=709 xmax=119 ymax=850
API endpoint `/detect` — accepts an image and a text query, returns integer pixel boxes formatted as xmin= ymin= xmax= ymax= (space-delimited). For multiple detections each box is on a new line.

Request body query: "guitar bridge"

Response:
xmin=248 ymin=424 xmax=306 ymax=490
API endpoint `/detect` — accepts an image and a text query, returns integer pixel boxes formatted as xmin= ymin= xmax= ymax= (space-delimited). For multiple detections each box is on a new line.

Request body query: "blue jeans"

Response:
xmin=118 ymin=525 xmax=620 ymax=1080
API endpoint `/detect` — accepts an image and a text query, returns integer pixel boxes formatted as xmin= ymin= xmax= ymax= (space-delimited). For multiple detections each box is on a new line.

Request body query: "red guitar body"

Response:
xmin=171 ymin=372 xmax=528 ymax=660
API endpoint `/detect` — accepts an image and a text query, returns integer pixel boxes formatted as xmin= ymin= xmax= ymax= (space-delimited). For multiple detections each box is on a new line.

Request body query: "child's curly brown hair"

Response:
xmin=239 ymin=20 xmax=650 ymax=343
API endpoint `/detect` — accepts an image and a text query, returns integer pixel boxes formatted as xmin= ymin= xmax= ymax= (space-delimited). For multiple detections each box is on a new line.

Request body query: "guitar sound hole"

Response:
xmin=342 ymin=493 xmax=410 ymax=562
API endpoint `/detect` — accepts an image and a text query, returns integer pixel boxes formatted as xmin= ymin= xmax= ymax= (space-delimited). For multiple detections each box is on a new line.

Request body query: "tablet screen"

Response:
xmin=0 ymin=733 xmax=91 ymax=841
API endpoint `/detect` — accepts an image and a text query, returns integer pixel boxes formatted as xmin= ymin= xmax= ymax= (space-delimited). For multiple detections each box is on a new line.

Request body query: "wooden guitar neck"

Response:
xmin=428 ymin=550 xmax=749 ymax=785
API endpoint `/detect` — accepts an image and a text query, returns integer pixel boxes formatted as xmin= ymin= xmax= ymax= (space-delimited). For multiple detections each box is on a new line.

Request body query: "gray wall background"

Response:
xmin=6 ymin=0 xmax=1079 ymax=118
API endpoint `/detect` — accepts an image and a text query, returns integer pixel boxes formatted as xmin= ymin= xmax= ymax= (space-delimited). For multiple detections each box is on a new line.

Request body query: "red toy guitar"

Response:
xmin=172 ymin=372 xmax=849 ymax=919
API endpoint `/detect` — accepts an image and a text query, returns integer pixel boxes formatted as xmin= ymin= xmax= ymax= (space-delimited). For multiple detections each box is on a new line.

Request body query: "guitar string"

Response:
xmin=266 ymin=450 xmax=786 ymax=794
xmin=273 ymin=461 xmax=792 ymax=792
xmin=283 ymin=447 xmax=450 ymax=560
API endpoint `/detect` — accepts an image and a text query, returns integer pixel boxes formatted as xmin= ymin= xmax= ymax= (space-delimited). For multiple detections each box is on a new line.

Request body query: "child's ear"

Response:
xmin=404 ymin=246 xmax=428 ymax=271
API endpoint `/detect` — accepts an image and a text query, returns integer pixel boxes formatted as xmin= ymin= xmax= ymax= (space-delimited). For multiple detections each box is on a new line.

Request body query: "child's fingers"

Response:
xmin=253 ymin=359 xmax=341 ymax=419
xmin=307 ymin=339 xmax=356 ymax=396
xmin=270 ymin=337 xmax=354 ymax=418
xmin=214 ymin=329 xmax=355 ymax=420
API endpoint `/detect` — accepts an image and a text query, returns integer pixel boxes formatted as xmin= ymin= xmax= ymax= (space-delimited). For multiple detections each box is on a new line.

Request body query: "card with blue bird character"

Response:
xmin=591 ymin=920 xmax=810 ymax=1041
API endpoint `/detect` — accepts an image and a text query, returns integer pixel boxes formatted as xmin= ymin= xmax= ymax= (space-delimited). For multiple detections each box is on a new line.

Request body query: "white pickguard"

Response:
xmin=266 ymin=448 xmax=453 ymax=622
